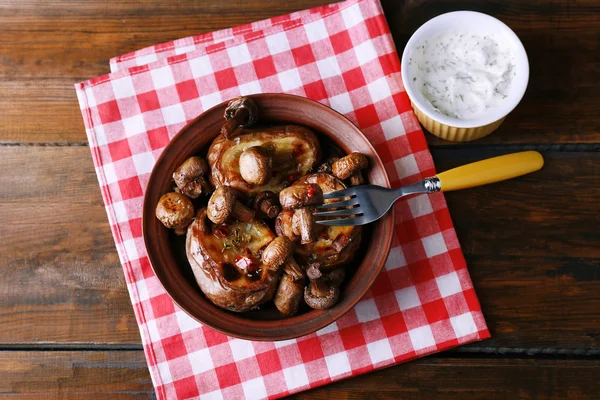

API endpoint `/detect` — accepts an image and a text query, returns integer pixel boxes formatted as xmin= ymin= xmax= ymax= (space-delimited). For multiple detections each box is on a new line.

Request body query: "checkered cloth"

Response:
xmin=75 ymin=1 xmax=489 ymax=399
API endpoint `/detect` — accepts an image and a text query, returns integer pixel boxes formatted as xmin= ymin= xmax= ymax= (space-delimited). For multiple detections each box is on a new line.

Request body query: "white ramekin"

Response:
xmin=401 ymin=11 xmax=529 ymax=142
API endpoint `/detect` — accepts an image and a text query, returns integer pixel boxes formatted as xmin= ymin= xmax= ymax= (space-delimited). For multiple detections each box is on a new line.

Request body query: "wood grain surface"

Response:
xmin=0 ymin=0 xmax=598 ymax=144
xmin=2 ymin=352 xmax=599 ymax=399
xmin=1 ymin=0 xmax=599 ymax=398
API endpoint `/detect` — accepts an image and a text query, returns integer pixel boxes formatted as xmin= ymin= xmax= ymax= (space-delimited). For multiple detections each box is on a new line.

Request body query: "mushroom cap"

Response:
xmin=239 ymin=146 xmax=272 ymax=186
xmin=261 ymin=236 xmax=293 ymax=268
xmin=304 ymin=284 xmax=339 ymax=310
xmin=173 ymin=156 xmax=210 ymax=198
xmin=273 ymin=273 xmax=305 ymax=316
xmin=279 ymin=183 xmax=324 ymax=210
xmin=207 ymin=186 xmax=237 ymax=225
xmin=224 ymin=96 xmax=259 ymax=128
xmin=155 ymin=192 xmax=195 ymax=229
xmin=332 ymin=153 xmax=368 ymax=180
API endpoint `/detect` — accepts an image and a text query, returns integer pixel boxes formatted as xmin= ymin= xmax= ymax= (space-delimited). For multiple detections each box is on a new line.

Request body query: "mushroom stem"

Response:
xmin=260 ymin=197 xmax=280 ymax=218
xmin=306 ymin=264 xmax=329 ymax=297
xmin=293 ymin=208 xmax=316 ymax=244
xmin=283 ymin=258 xmax=304 ymax=282
xmin=231 ymin=201 xmax=255 ymax=222
xmin=254 ymin=191 xmax=281 ymax=219
xmin=221 ymin=107 xmax=249 ymax=139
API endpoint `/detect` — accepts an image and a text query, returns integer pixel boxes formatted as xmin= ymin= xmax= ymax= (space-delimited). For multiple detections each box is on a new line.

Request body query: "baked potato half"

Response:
xmin=186 ymin=208 xmax=280 ymax=312
xmin=207 ymin=125 xmax=321 ymax=195
xmin=276 ymin=173 xmax=362 ymax=270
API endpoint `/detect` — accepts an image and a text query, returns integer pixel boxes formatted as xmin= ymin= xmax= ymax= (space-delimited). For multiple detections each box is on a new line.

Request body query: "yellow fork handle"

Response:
xmin=436 ymin=151 xmax=544 ymax=192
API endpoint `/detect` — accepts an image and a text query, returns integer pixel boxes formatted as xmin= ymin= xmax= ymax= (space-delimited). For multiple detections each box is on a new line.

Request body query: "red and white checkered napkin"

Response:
xmin=75 ymin=0 xmax=489 ymax=398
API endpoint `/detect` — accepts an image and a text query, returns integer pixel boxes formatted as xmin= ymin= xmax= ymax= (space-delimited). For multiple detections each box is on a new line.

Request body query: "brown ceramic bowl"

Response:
xmin=143 ymin=94 xmax=393 ymax=341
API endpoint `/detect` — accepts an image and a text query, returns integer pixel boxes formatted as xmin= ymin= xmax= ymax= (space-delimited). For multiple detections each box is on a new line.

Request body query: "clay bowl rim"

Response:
xmin=143 ymin=93 xmax=394 ymax=341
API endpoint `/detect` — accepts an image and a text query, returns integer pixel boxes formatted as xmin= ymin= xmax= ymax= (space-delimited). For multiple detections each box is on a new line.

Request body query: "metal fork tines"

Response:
xmin=313 ymin=179 xmax=442 ymax=226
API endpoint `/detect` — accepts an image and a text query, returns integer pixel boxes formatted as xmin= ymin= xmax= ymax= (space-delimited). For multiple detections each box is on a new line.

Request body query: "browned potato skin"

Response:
xmin=186 ymin=209 xmax=280 ymax=313
xmin=207 ymin=125 xmax=321 ymax=195
xmin=292 ymin=173 xmax=362 ymax=270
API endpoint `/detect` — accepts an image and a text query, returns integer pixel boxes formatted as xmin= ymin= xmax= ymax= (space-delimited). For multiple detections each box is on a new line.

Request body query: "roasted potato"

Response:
xmin=186 ymin=208 xmax=280 ymax=312
xmin=207 ymin=125 xmax=321 ymax=195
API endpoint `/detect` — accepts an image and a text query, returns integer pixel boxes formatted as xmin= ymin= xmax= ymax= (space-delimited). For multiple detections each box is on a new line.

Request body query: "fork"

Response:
xmin=314 ymin=151 xmax=544 ymax=226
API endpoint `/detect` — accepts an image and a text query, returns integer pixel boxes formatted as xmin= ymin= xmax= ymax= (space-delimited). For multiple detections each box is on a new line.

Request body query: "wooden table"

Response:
xmin=1 ymin=0 xmax=599 ymax=398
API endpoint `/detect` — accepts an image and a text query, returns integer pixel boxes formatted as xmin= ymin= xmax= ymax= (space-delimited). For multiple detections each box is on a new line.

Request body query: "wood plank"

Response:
xmin=1 ymin=146 xmax=598 ymax=347
xmin=2 ymin=351 xmax=598 ymax=399
xmin=0 ymin=146 xmax=141 ymax=344
xmin=433 ymin=150 xmax=600 ymax=349
xmin=0 ymin=351 xmax=153 ymax=399
xmin=0 ymin=0 xmax=598 ymax=144
xmin=0 ymin=0 xmax=330 ymax=144
xmin=294 ymin=358 xmax=600 ymax=400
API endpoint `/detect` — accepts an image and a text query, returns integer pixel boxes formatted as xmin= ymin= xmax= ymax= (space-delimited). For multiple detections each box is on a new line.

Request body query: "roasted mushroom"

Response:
xmin=262 ymin=237 xmax=306 ymax=316
xmin=279 ymin=183 xmax=323 ymax=209
xmin=290 ymin=173 xmax=362 ymax=270
xmin=253 ymin=191 xmax=281 ymax=219
xmin=261 ymin=236 xmax=304 ymax=280
xmin=275 ymin=210 xmax=299 ymax=242
xmin=208 ymin=125 xmax=321 ymax=195
xmin=279 ymin=184 xmax=324 ymax=244
xmin=273 ymin=273 xmax=305 ymax=316
xmin=332 ymin=153 xmax=368 ymax=186
xmin=186 ymin=208 xmax=280 ymax=312
xmin=304 ymin=263 xmax=340 ymax=310
xmin=239 ymin=146 xmax=272 ymax=186
xmin=207 ymin=186 xmax=255 ymax=225
xmin=173 ymin=156 xmax=212 ymax=198
xmin=221 ymin=97 xmax=259 ymax=139
xmin=155 ymin=192 xmax=194 ymax=235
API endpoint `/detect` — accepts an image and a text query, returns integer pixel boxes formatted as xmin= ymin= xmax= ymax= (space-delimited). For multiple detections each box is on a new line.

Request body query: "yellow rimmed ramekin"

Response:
xmin=401 ymin=11 xmax=529 ymax=142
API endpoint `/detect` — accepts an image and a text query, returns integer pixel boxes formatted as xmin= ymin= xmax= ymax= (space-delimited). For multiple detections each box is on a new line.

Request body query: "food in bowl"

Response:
xmin=154 ymin=96 xmax=370 ymax=316
xmin=401 ymin=11 xmax=529 ymax=141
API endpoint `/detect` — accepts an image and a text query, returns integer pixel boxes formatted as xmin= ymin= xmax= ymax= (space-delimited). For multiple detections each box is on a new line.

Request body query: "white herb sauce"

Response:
xmin=408 ymin=30 xmax=516 ymax=120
